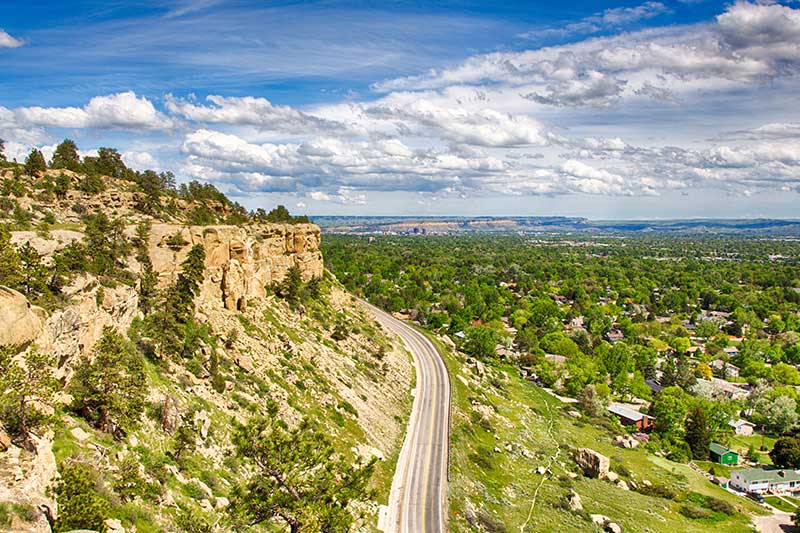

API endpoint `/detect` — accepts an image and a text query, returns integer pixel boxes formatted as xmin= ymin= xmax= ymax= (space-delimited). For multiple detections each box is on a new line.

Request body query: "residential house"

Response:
xmin=606 ymin=329 xmax=625 ymax=343
xmin=709 ymin=443 xmax=739 ymax=465
xmin=608 ymin=403 xmax=655 ymax=431
xmin=729 ymin=419 xmax=756 ymax=437
xmin=696 ymin=378 xmax=752 ymax=400
xmin=645 ymin=379 xmax=664 ymax=394
xmin=711 ymin=359 xmax=740 ymax=379
xmin=723 ymin=346 xmax=740 ymax=357
xmin=730 ymin=468 xmax=800 ymax=495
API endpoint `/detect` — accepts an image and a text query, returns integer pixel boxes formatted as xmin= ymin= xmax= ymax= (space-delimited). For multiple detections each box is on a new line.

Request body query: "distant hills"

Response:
xmin=314 ymin=216 xmax=800 ymax=236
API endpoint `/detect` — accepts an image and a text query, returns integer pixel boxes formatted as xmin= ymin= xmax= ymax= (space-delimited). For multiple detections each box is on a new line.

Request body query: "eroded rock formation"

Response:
xmin=148 ymin=223 xmax=323 ymax=311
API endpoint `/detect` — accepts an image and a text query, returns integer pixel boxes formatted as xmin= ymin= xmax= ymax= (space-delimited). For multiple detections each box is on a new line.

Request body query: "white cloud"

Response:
xmin=524 ymin=1 xmax=671 ymax=39
xmin=375 ymin=2 xmax=800 ymax=107
xmin=15 ymin=92 xmax=173 ymax=130
xmin=122 ymin=150 xmax=161 ymax=171
xmin=165 ymin=94 xmax=346 ymax=134
xmin=0 ymin=29 xmax=23 ymax=48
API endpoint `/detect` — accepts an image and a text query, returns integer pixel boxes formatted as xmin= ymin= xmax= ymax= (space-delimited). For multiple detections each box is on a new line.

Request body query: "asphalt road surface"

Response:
xmin=365 ymin=302 xmax=450 ymax=533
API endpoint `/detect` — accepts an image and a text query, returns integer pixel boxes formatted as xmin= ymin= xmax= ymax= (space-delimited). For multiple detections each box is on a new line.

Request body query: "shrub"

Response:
xmin=679 ymin=503 xmax=711 ymax=519
xmin=705 ymin=496 xmax=736 ymax=515
xmin=476 ymin=510 xmax=506 ymax=533
xmin=52 ymin=463 xmax=110 ymax=532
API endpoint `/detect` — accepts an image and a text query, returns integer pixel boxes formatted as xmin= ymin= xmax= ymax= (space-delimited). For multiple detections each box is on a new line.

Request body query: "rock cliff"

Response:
xmin=148 ymin=223 xmax=323 ymax=311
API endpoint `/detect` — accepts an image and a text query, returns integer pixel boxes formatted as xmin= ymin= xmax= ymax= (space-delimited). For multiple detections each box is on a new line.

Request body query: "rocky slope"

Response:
xmin=0 ymin=173 xmax=413 ymax=532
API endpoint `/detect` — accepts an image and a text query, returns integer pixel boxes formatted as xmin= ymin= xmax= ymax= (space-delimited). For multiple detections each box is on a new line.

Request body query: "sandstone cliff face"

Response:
xmin=0 ymin=287 xmax=46 ymax=347
xmin=148 ymin=223 xmax=323 ymax=311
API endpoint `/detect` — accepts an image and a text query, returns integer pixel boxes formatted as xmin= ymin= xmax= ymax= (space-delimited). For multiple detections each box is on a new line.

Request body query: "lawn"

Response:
xmin=765 ymin=496 xmax=796 ymax=513
xmin=729 ymin=433 xmax=776 ymax=465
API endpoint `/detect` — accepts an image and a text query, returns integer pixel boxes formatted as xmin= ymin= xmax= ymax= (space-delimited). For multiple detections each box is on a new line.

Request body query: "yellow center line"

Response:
xmin=419 ymin=332 xmax=438 ymax=531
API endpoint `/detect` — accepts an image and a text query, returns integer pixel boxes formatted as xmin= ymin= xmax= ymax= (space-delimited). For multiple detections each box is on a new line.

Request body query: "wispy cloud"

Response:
xmin=520 ymin=1 xmax=671 ymax=40
xmin=0 ymin=29 xmax=24 ymax=48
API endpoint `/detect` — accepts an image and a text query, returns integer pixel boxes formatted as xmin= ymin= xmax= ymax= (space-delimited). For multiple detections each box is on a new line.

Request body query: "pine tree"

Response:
xmin=0 ymin=138 xmax=5 ymax=161
xmin=0 ymin=224 xmax=22 ymax=288
xmin=69 ymin=327 xmax=146 ymax=438
xmin=685 ymin=404 xmax=711 ymax=460
xmin=0 ymin=347 xmax=59 ymax=452
xmin=52 ymin=463 xmax=110 ymax=532
xmin=50 ymin=139 xmax=82 ymax=172
xmin=24 ymin=149 xmax=47 ymax=176
xmin=17 ymin=242 xmax=47 ymax=298
xmin=229 ymin=404 xmax=376 ymax=532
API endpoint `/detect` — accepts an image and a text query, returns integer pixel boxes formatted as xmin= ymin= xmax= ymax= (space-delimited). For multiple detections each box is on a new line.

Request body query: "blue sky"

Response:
xmin=1 ymin=0 xmax=799 ymax=218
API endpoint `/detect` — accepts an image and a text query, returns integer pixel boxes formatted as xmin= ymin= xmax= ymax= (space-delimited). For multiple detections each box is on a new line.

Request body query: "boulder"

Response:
xmin=194 ymin=410 xmax=211 ymax=440
xmin=0 ymin=286 xmax=45 ymax=346
xmin=105 ymin=518 xmax=125 ymax=533
xmin=70 ymin=427 xmax=92 ymax=442
xmin=0 ymin=426 xmax=10 ymax=451
xmin=567 ymin=490 xmax=583 ymax=512
xmin=574 ymin=448 xmax=610 ymax=479
xmin=616 ymin=480 xmax=629 ymax=491
xmin=606 ymin=470 xmax=619 ymax=482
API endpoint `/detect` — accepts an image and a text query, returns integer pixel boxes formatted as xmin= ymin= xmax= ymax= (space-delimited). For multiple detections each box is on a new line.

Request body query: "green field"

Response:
xmin=427 ymin=332 xmax=766 ymax=533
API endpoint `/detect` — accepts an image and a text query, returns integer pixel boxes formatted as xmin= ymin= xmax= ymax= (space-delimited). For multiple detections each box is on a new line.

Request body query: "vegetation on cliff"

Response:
xmin=0 ymin=140 xmax=413 ymax=532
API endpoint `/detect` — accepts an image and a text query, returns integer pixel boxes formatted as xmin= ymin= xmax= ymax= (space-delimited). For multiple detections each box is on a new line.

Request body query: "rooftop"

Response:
xmin=608 ymin=403 xmax=649 ymax=422
xmin=710 ymin=442 xmax=736 ymax=456
xmin=733 ymin=468 xmax=800 ymax=484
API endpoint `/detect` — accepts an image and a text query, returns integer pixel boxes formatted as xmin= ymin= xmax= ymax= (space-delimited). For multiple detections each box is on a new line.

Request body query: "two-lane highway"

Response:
xmin=365 ymin=301 xmax=450 ymax=533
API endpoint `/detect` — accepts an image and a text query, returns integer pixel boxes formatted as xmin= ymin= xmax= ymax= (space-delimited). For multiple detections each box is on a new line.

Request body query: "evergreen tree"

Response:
xmin=276 ymin=265 xmax=303 ymax=304
xmin=0 ymin=224 xmax=22 ymax=288
xmin=53 ymin=173 xmax=71 ymax=198
xmin=17 ymin=242 xmax=47 ymax=298
xmin=229 ymin=404 xmax=376 ymax=532
xmin=69 ymin=327 xmax=146 ymax=437
xmin=171 ymin=410 xmax=199 ymax=466
xmin=134 ymin=221 xmax=158 ymax=315
xmin=52 ymin=463 xmax=110 ymax=532
xmin=0 ymin=347 xmax=59 ymax=452
xmin=0 ymin=138 xmax=5 ymax=161
xmin=685 ymin=404 xmax=712 ymax=460
xmin=50 ymin=139 xmax=82 ymax=172
xmin=82 ymin=212 xmax=131 ymax=277
xmin=24 ymin=149 xmax=47 ymax=175
xmin=84 ymin=147 xmax=128 ymax=178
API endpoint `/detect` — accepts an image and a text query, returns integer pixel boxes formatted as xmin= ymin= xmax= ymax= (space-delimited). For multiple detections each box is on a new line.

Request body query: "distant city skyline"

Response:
xmin=1 ymin=0 xmax=799 ymax=217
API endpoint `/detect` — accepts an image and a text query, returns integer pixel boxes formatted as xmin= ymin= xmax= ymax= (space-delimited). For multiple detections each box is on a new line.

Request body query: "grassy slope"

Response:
xmin=420 ymin=332 xmax=766 ymax=533
xmin=48 ymin=287 xmax=412 ymax=532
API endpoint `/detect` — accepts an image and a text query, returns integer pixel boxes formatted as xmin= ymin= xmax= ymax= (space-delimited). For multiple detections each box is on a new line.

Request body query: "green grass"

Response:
xmin=416 ymin=330 xmax=765 ymax=533
xmin=764 ymin=496 xmax=796 ymax=513
xmin=729 ymin=433 xmax=775 ymax=465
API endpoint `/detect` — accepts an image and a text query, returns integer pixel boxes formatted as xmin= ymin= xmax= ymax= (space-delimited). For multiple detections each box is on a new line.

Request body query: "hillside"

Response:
xmin=0 ymin=164 xmax=414 ymax=532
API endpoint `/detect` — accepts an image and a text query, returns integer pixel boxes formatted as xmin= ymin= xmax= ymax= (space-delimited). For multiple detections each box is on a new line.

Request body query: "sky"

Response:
xmin=1 ymin=0 xmax=799 ymax=219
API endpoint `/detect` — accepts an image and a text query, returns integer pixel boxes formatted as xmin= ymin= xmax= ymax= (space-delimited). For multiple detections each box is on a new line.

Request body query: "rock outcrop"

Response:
xmin=0 ymin=286 xmax=46 ymax=347
xmin=0 ymin=433 xmax=58 ymax=533
xmin=574 ymin=447 xmax=610 ymax=479
xmin=148 ymin=223 xmax=323 ymax=311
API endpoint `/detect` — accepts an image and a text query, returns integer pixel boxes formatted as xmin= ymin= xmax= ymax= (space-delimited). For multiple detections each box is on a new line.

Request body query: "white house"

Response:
xmin=729 ymin=419 xmax=756 ymax=437
xmin=730 ymin=468 xmax=800 ymax=494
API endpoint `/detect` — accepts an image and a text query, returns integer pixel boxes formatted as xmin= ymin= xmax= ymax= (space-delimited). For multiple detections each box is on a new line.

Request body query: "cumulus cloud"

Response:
xmin=122 ymin=150 xmax=161 ymax=171
xmin=15 ymin=92 xmax=173 ymax=130
xmin=0 ymin=29 xmax=23 ymax=48
xmin=164 ymin=94 xmax=346 ymax=134
xmin=363 ymin=96 xmax=550 ymax=146
xmin=524 ymin=71 xmax=626 ymax=107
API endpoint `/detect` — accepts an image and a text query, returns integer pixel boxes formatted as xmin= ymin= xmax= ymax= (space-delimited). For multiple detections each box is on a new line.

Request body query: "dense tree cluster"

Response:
xmin=326 ymin=234 xmax=800 ymax=460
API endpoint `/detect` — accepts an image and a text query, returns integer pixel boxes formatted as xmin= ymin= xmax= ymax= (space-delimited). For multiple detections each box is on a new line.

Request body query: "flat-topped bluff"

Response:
xmin=148 ymin=223 xmax=323 ymax=311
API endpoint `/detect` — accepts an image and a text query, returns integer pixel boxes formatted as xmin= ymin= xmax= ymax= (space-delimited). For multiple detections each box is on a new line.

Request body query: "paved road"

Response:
xmin=365 ymin=302 xmax=450 ymax=533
